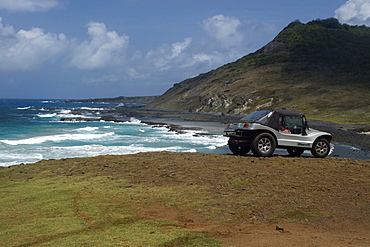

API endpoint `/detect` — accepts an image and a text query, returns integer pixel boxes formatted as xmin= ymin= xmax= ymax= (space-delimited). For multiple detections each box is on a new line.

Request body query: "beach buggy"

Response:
xmin=224 ymin=109 xmax=332 ymax=158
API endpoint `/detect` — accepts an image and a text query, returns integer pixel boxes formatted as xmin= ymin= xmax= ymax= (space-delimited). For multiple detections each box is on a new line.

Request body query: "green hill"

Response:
xmin=148 ymin=18 xmax=370 ymax=124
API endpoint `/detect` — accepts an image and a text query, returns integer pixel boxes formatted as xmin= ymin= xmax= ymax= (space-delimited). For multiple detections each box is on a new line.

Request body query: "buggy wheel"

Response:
xmin=287 ymin=149 xmax=305 ymax=157
xmin=229 ymin=144 xmax=250 ymax=156
xmin=311 ymin=138 xmax=330 ymax=158
xmin=251 ymin=133 xmax=276 ymax=157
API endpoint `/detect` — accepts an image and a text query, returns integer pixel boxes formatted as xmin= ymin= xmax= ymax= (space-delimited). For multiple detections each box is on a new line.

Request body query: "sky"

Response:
xmin=0 ymin=0 xmax=370 ymax=99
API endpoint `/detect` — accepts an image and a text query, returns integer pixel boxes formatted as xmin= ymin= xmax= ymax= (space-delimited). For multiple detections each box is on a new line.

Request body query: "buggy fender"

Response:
xmin=316 ymin=135 xmax=332 ymax=143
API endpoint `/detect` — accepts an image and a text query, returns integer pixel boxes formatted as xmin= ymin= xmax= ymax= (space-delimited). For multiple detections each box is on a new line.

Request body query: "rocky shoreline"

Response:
xmin=57 ymin=105 xmax=370 ymax=151
xmin=59 ymin=105 xmax=241 ymax=134
xmin=309 ymin=120 xmax=370 ymax=151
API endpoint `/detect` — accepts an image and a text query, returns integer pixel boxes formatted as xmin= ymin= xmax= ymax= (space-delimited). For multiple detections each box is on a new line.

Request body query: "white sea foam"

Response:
xmin=1 ymin=132 xmax=115 ymax=145
xmin=57 ymin=113 xmax=89 ymax=118
xmin=164 ymin=130 xmax=228 ymax=147
xmin=112 ymin=117 xmax=144 ymax=125
xmin=37 ymin=113 xmax=57 ymax=118
xmin=59 ymin=109 xmax=71 ymax=114
xmin=129 ymin=117 xmax=141 ymax=123
xmin=80 ymin=107 xmax=106 ymax=111
xmin=206 ymin=145 xmax=217 ymax=149
xmin=17 ymin=106 xmax=31 ymax=110
xmin=76 ymin=126 xmax=99 ymax=132
xmin=0 ymin=152 xmax=44 ymax=167
xmin=329 ymin=144 xmax=335 ymax=155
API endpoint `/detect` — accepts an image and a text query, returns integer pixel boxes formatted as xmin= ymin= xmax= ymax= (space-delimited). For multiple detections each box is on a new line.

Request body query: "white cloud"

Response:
xmin=203 ymin=14 xmax=243 ymax=47
xmin=124 ymin=67 xmax=146 ymax=80
xmin=190 ymin=53 xmax=214 ymax=63
xmin=0 ymin=17 xmax=14 ymax=35
xmin=335 ymin=0 xmax=370 ymax=26
xmin=0 ymin=17 xmax=67 ymax=70
xmin=82 ymin=74 xmax=120 ymax=84
xmin=70 ymin=21 xmax=129 ymax=70
xmin=170 ymin=38 xmax=192 ymax=58
xmin=0 ymin=0 xmax=59 ymax=12
xmin=144 ymin=37 xmax=192 ymax=71
xmin=177 ymin=52 xmax=219 ymax=71
xmin=0 ymin=12 xmax=271 ymax=92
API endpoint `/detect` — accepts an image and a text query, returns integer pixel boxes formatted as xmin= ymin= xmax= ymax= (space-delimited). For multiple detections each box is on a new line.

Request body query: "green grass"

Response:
xmin=0 ymin=169 xmax=221 ymax=247
xmin=2 ymin=152 xmax=370 ymax=246
xmin=275 ymin=210 xmax=323 ymax=221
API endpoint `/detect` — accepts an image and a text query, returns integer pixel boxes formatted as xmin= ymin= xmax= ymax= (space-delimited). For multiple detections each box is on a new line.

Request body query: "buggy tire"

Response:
xmin=287 ymin=149 xmax=305 ymax=157
xmin=251 ymin=133 xmax=276 ymax=157
xmin=311 ymin=138 xmax=330 ymax=158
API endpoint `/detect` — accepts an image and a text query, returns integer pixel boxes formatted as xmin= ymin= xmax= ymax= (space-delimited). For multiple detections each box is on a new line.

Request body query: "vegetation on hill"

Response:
xmin=148 ymin=18 xmax=370 ymax=124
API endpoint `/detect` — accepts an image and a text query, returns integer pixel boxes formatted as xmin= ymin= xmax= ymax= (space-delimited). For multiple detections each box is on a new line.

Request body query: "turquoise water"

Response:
xmin=0 ymin=99 xmax=229 ymax=166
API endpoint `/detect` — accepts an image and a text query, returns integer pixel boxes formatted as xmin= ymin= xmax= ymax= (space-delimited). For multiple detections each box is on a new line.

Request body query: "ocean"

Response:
xmin=0 ymin=99 xmax=229 ymax=167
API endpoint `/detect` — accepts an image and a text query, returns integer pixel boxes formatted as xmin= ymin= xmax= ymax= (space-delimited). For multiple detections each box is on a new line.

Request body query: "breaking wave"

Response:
xmin=0 ymin=99 xmax=229 ymax=167
xmin=1 ymin=132 xmax=115 ymax=145
xmin=37 ymin=113 xmax=57 ymax=118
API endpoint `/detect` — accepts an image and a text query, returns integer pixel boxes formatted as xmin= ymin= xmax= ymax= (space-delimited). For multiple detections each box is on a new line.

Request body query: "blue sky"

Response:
xmin=0 ymin=0 xmax=369 ymax=99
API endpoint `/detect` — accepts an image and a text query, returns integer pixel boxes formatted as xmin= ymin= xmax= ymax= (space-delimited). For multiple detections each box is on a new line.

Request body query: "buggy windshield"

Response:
xmin=240 ymin=110 xmax=273 ymax=125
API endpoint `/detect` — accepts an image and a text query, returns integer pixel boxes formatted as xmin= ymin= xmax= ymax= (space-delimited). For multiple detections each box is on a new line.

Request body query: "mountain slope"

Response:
xmin=148 ymin=18 xmax=370 ymax=124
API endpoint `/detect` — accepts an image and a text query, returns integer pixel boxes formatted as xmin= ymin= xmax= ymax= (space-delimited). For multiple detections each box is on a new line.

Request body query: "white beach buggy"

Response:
xmin=224 ymin=109 xmax=332 ymax=158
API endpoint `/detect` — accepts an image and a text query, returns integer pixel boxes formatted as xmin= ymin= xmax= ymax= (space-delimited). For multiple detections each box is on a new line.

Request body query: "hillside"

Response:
xmin=148 ymin=18 xmax=370 ymax=124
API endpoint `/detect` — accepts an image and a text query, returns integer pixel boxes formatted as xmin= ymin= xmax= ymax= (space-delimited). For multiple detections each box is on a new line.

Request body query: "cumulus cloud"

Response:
xmin=0 ymin=12 xmax=271 ymax=91
xmin=188 ymin=53 xmax=215 ymax=65
xmin=144 ymin=37 xmax=192 ymax=71
xmin=0 ymin=17 xmax=67 ymax=70
xmin=70 ymin=21 xmax=129 ymax=70
xmin=203 ymin=14 xmax=243 ymax=47
xmin=335 ymin=0 xmax=370 ymax=26
xmin=0 ymin=0 xmax=59 ymax=12
xmin=0 ymin=19 xmax=130 ymax=72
